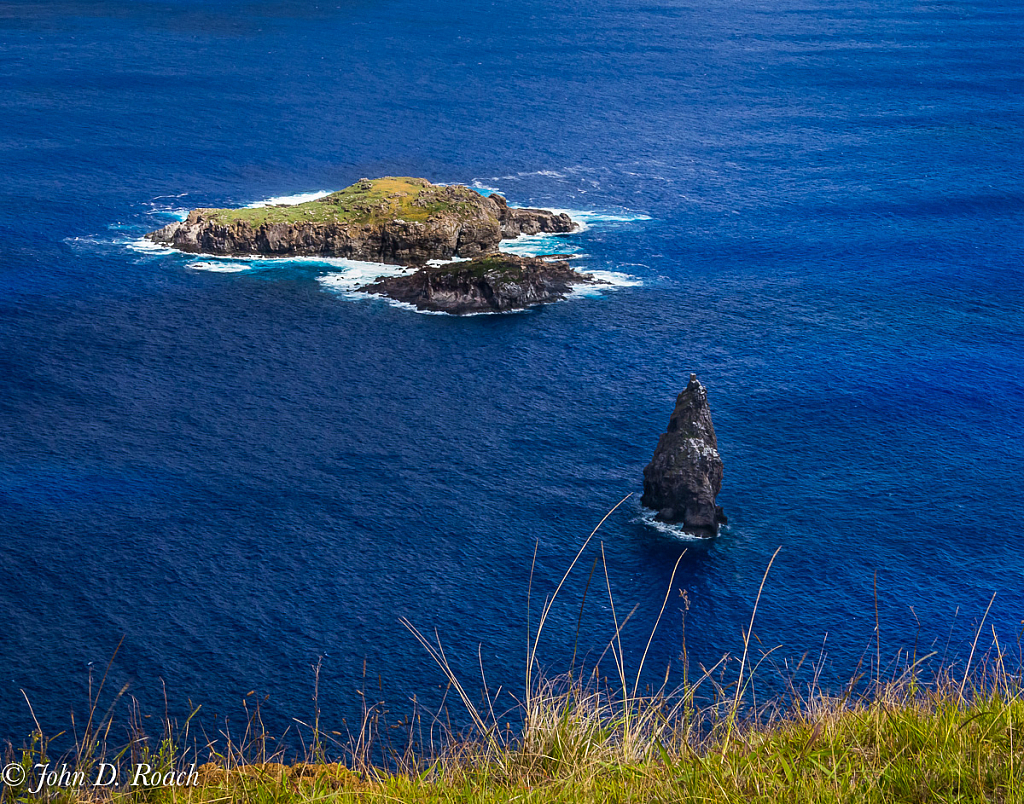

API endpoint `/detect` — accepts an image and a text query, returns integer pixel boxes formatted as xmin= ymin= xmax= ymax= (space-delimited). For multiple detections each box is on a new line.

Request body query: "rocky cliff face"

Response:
xmin=148 ymin=210 xmax=496 ymax=264
xmin=641 ymin=374 xmax=727 ymax=535
xmin=357 ymin=253 xmax=603 ymax=314
xmin=145 ymin=178 xmax=577 ymax=265
xmin=488 ymin=194 xmax=576 ymax=239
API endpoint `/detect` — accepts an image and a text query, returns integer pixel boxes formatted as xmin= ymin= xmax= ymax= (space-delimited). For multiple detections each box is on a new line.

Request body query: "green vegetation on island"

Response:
xmin=201 ymin=178 xmax=485 ymax=229
xmin=145 ymin=177 xmax=578 ymax=266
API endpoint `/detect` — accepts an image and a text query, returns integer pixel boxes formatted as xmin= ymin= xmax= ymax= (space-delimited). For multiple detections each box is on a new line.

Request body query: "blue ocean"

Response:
xmin=1 ymin=0 xmax=1022 ymax=750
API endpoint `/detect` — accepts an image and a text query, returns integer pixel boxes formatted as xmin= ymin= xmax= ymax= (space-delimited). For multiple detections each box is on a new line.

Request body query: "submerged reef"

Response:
xmin=642 ymin=374 xmax=727 ymax=535
xmin=358 ymin=253 xmax=606 ymax=315
xmin=146 ymin=177 xmax=576 ymax=265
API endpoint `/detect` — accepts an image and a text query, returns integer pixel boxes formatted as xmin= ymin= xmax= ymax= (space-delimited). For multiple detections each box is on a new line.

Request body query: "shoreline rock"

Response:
xmin=145 ymin=177 xmax=577 ymax=265
xmin=641 ymin=374 xmax=727 ymax=535
xmin=357 ymin=253 xmax=605 ymax=315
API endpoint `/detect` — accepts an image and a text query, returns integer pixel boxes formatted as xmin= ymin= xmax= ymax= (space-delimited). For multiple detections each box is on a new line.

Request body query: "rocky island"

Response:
xmin=147 ymin=177 xmax=600 ymax=313
xmin=146 ymin=177 xmax=577 ymax=264
xmin=358 ymin=253 xmax=606 ymax=315
xmin=642 ymin=374 xmax=727 ymax=536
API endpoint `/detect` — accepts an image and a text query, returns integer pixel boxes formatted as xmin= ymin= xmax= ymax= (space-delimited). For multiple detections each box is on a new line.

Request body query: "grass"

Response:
xmin=10 ymin=682 xmax=1022 ymax=803
xmin=198 ymin=178 xmax=488 ymax=229
xmin=4 ymin=499 xmax=1023 ymax=803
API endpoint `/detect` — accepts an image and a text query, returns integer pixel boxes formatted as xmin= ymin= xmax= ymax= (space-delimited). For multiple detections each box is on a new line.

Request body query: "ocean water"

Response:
xmin=1 ymin=0 xmax=1022 ymax=749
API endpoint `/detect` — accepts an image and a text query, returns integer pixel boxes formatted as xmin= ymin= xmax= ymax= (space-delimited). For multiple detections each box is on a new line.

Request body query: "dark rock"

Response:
xmin=489 ymin=193 xmax=577 ymax=238
xmin=357 ymin=253 xmax=606 ymax=315
xmin=641 ymin=374 xmax=727 ymax=535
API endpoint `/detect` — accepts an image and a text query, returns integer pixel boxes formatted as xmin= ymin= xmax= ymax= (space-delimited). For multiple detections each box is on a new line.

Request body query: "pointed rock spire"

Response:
xmin=641 ymin=374 xmax=727 ymax=535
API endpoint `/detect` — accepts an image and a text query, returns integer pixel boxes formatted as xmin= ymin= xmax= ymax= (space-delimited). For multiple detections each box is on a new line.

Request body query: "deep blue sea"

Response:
xmin=1 ymin=0 xmax=1022 ymax=753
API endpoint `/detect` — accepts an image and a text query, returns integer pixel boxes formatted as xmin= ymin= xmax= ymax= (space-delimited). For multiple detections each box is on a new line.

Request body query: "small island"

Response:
xmin=147 ymin=177 xmax=576 ymax=263
xmin=358 ymin=253 xmax=607 ymax=315
xmin=147 ymin=177 xmax=600 ymax=313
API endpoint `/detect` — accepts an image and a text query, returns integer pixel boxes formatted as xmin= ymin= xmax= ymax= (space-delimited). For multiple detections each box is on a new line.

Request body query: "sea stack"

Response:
xmin=641 ymin=374 xmax=727 ymax=535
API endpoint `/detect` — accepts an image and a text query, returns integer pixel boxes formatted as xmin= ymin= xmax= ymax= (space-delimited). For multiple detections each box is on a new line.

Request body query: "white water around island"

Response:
xmin=633 ymin=507 xmax=718 ymax=541
xmin=246 ymin=191 xmax=335 ymax=208
xmin=120 ymin=188 xmax=648 ymax=314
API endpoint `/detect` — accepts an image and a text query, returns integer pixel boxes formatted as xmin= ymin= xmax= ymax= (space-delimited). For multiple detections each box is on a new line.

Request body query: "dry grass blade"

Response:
xmin=722 ymin=545 xmax=781 ymax=757
xmin=526 ymin=493 xmax=633 ymax=706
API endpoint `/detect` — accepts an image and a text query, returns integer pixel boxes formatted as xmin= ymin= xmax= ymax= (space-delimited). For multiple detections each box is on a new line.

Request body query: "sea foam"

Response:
xmin=316 ymin=259 xmax=414 ymax=295
xmin=317 ymin=261 xmax=451 ymax=315
xmin=499 ymin=231 xmax=586 ymax=258
xmin=569 ymin=270 xmax=643 ymax=299
xmin=187 ymin=261 xmax=254 ymax=273
xmin=247 ymin=190 xmax=335 ymax=208
xmin=635 ymin=508 xmax=714 ymax=541
xmin=470 ymin=182 xmax=500 ymax=196
xmin=146 ymin=208 xmax=190 ymax=222
xmin=546 ymin=208 xmax=652 ymax=225
xmin=127 ymin=236 xmax=178 ymax=256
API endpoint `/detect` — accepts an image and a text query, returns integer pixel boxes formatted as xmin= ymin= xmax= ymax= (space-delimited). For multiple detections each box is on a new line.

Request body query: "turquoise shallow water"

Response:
xmin=1 ymin=0 xmax=1022 ymax=749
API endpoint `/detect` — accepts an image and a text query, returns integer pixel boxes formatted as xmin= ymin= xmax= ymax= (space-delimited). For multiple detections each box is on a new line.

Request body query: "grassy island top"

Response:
xmin=200 ymin=177 xmax=490 ymax=228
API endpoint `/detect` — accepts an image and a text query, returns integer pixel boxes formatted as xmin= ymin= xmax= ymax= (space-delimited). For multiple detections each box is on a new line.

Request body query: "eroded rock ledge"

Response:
xmin=642 ymin=374 xmax=727 ymax=535
xmin=146 ymin=177 xmax=577 ymax=265
xmin=358 ymin=254 xmax=605 ymax=315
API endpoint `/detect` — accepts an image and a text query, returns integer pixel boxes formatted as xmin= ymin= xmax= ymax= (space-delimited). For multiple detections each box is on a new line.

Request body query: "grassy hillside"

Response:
xmin=5 ymin=518 xmax=1019 ymax=803
xmin=7 ymin=674 xmax=1021 ymax=804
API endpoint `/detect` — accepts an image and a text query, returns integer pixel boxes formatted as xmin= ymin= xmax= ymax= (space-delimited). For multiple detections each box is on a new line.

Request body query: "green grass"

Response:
xmin=12 ymin=678 xmax=1017 ymax=804
xmin=5 ymin=501 xmax=1022 ymax=803
xmin=198 ymin=178 xmax=488 ymax=229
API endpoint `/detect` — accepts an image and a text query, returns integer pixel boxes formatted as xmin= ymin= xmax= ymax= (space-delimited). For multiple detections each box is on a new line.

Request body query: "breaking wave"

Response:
xmin=142 ymin=188 xmax=345 ymax=220
xmin=570 ymin=270 xmax=643 ymax=299
xmin=317 ymin=262 xmax=446 ymax=315
xmin=499 ymin=231 xmax=586 ymax=257
xmin=546 ymin=208 xmax=652 ymax=225
xmin=635 ymin=508 xmax=715 ymax=541
xmin=187 ymin=261 xmax=254 ymax=273
xmin=246 ymin=190 xmax=335 ymax=208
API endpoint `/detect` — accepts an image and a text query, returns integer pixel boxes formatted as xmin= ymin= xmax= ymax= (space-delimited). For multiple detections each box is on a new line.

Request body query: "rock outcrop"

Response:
xmin=488 ymin=194 xmax=576 ymax=239
xmin=641 ymin=374 xmax=727 ymax=535
xmin=146 ymin=177 xmax=577 ymax=265
xmin=357 ymin=253 xmax=605 ymax=315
